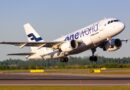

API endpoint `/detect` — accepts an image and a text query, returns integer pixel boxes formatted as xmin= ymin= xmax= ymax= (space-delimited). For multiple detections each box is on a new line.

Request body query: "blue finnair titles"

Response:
xmin=27 ymin=33 xmax=43 ymax=42
xmin=65 ymin=23 xmax=98 ymax=41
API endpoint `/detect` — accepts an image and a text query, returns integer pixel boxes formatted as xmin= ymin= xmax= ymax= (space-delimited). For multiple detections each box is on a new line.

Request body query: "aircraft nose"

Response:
xmin=117 ymin=22 xmax=125 ymax=31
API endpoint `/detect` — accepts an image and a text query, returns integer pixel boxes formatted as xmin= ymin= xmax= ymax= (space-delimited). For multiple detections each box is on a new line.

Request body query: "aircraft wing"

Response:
xmin=121 ymin=39 xmax=129 ymax=43
xmin=8 ymin=53 xmax=35 ymax=56
xmin=0 ymin=41 xmax=63 ymax=48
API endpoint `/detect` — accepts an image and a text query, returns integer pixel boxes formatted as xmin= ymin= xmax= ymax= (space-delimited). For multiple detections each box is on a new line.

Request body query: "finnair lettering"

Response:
xmin=27 ymin=33 xmax=42 ymax=42
xmin=65 ymin=24 xmax=98 ymax=41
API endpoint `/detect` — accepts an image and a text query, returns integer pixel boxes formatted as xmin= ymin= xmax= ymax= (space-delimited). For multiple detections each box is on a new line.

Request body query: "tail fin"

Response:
xmin=24 ymin=23 xmax=44 ymax=52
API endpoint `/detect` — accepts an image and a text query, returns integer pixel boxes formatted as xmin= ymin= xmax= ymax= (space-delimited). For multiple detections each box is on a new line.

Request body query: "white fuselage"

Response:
xmin=28 ymin=18 xmax=125 ymax=60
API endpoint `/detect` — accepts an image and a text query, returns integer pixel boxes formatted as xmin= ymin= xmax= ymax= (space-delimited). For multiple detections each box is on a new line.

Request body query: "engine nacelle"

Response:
xmin=60 ymin=40 xmax=78 ymax=52
xmin=102 ymin=39 xmax=122 ymax=52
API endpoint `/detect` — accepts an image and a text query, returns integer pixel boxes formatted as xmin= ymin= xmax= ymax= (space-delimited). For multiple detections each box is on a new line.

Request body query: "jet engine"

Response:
xmin=101 ymin=39 xmax=122 ymax=52
xmin=60 ymin=40 xmax=78 ymax=52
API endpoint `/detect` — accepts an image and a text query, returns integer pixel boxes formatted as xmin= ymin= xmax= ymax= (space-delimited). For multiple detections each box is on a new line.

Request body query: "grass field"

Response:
xmin=0 ymin=86 xmax=130 ymax=90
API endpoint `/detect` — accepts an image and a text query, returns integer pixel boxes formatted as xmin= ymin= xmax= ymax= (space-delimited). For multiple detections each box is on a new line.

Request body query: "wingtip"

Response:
xmin=0 ymin=41 xmax=5 ymax=44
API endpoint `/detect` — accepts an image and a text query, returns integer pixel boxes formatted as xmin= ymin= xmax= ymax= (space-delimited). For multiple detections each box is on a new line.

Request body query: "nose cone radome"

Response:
xmin=117 ymin=22 xmax=125 ymax=32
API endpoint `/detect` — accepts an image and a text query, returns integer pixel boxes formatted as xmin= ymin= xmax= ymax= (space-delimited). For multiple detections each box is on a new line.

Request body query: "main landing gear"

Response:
xmin=60 ymin=57 xmax=69 ymax=62
xmin=89 ymin=48 xmax=97 ymax=62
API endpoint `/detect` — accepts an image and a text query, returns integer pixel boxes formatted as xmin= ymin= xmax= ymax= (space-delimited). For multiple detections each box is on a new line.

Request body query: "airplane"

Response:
xmin=0 ymin=18 xmax=126 ymax=62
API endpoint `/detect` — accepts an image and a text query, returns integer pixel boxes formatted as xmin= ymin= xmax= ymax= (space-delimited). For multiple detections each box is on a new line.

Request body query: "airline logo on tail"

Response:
xmin=27 ymin=33 xmax=43 ymax=42
xmin=24 ymin=23 xmax=44 ymax=42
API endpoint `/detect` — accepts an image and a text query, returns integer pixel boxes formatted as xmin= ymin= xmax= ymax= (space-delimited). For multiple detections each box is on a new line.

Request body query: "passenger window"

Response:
xmin=108 ymin=21 xmax=110 ymax=24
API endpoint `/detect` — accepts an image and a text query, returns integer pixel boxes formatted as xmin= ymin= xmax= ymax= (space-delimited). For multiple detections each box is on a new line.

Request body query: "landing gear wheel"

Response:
xmin=89 ymin=48 xmax=98 ymax=62
xmin=60 ymin=57 xmax=69 ymax=62
xmin=89 ymin=56 xmax=97 ymax=62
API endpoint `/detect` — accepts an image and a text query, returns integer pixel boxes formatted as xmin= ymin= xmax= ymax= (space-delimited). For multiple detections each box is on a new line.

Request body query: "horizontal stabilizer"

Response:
xmin=8 ymin=53 xmax=34 ymax=56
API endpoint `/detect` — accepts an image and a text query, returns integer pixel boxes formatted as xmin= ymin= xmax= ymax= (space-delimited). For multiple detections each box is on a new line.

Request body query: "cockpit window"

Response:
xmin=108 ymin=19 xmax=119 ymax=24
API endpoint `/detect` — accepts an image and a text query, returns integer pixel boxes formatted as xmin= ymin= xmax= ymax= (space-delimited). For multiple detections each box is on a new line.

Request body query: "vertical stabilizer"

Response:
xmin=24 ymin=23 xmax=44 ymax=52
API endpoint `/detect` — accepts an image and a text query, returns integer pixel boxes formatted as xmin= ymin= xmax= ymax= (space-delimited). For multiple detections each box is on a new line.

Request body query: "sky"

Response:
xmin=0 ymin=0 xmax=129 ymax=60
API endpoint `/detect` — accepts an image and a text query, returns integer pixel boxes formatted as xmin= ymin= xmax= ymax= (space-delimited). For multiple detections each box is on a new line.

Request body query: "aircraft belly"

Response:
xmin=42 ymin=51 xmax=66 ymax=60
xmin=28 ymin=54 xmax=43 ymax=60
xmin=69 ymin=43 xmax=93 ymax=55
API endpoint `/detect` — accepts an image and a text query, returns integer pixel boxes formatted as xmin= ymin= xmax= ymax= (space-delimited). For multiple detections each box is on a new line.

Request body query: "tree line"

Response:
xmin=0 ymin=56 xmax=130 ymax=70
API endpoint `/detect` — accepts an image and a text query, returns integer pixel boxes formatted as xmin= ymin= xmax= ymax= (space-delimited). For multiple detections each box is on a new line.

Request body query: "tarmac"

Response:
xmin=0 ymin=72 xmax=130 ymax=86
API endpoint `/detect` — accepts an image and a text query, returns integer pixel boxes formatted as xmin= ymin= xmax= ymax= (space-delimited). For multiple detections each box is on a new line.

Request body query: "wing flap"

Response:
xmin=42 ymin=50 xmax=59 ymax=57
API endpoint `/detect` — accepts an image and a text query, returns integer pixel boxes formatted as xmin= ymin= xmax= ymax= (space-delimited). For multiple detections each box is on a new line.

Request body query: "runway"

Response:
xmin=0 ymin=72 xmax=130 ymax=86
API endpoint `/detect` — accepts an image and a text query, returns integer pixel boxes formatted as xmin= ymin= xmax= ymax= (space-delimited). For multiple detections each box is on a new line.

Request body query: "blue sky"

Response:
xmin=0 ymin=0 xmax=129 ymax=60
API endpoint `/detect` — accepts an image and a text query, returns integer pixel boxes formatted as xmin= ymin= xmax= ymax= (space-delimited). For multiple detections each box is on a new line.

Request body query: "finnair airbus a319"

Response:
xmin=0 ymin=18 xmax=127 ymax=62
